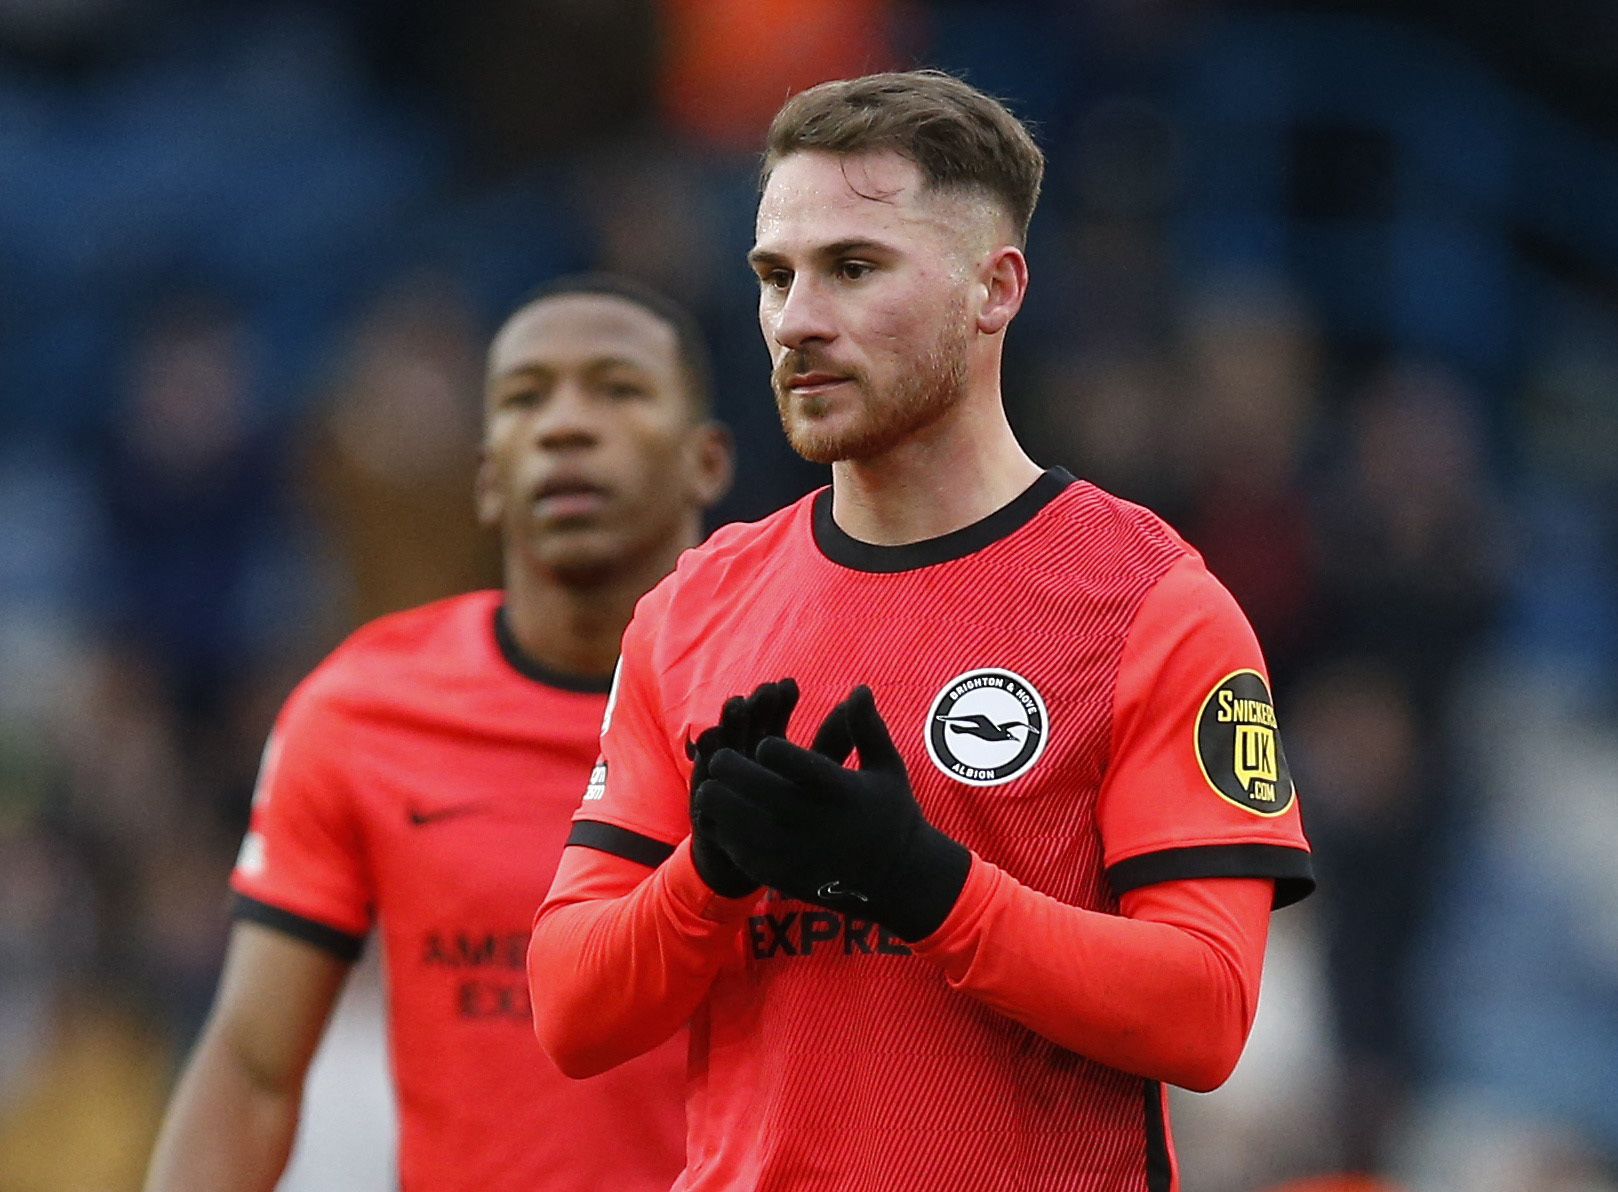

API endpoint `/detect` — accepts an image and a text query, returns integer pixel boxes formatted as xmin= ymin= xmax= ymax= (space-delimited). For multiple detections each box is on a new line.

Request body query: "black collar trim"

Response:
xmin=812 ymin=468 xmax=1075 ymax=574
xmin=492 ymin=605 xmax=615 ymax=694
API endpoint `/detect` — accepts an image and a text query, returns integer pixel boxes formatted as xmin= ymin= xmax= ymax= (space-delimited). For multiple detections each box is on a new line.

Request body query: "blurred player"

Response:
xmin=144 ymin=274 xmax=733 ymax=1192
xmin=529 ymin=72 xmax=1315 ymax=1190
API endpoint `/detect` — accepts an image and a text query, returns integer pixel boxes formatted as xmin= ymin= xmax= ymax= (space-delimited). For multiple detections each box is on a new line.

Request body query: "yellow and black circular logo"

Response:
xmin=1195 ymin=670 xmax=1294 ymax=816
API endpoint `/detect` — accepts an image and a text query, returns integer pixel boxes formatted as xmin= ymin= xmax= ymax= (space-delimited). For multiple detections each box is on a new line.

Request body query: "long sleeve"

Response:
xmin=528 ymin=837 xmax=754 ymax=1078
xmin=912 ymin=859 xmax=1273 ymax=1091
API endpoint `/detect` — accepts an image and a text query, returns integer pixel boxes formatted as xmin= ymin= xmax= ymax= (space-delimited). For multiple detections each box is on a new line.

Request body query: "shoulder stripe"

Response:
xmin=1106 ymin=844 xmax=1316 ymax=909
xmin=231 ymin=894 xmax=366 ymax=961
xmin=1145 ymin=1079 xmax=1172 ymax=1192
xmin=566 ymin=820 xmax=677 ymax=868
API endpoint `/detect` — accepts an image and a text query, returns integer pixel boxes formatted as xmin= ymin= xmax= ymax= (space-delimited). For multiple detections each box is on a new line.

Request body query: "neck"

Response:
xmin=500 ymin=523 xmax=697 ymax=678
xmin=830 ymin=384 xmax=1041 ymax=546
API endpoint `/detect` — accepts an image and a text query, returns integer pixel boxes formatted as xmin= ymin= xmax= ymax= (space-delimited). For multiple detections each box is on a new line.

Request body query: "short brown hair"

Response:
xmin=762 ymin=70 xmax=1045 ymax=246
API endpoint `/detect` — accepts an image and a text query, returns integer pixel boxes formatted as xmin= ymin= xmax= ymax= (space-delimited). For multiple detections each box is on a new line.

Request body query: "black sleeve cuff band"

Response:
xmin=566 ymin=820 xmax=678 ymax=868
xmin=231 ymin=893 xmax=367 ymax=961
xmin=1106 ymin=844 xmax=1316 ymax=909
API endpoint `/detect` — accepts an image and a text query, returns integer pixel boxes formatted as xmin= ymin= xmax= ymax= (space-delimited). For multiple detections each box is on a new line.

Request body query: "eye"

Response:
xmin=603 ymin=379 xmax=648 ymax=400
xmin=835 ymin=260 xmax=873 ymax=281
xmin=759 ymin=268 xmax=792 ymax=291
xmin=498 ymin=385 xmax=541 ymax=409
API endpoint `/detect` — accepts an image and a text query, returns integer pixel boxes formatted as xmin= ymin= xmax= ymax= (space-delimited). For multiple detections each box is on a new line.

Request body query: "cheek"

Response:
xmin=758 ymin=295 xmax=784 ymax=348
xmin=878 ymin=271 xmax=959 ymax=342
xmin=859 ymin=300 xmax=926 ymax=357
xmin=619 ymin=422 xmax=694 ymax=493
xmin=479 ymin=427 xmax=516 ymax=482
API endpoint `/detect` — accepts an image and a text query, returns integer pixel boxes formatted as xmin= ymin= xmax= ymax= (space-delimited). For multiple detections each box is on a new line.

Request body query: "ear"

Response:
xmin=473 ymin=445 xmax=503 ymax=528
xmin=975 ymin=245 xmax=1028 ymax=336
xmin=687 ymin=421 xmax=735 ymax=510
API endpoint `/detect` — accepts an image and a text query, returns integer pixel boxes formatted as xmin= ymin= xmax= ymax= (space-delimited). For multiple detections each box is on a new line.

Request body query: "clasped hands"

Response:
xmin=687 ymin=679 xmax=970 ymax=943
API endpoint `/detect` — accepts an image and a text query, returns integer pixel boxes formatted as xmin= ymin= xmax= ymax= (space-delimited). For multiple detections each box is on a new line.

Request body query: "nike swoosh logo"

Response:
xmin=407 ymin=803 xmax=487 ymax=827
xmin=816 ymin=880 xmax=868 ymax=903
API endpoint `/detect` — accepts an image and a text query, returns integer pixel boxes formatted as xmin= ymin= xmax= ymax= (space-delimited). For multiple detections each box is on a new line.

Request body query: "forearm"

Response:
xmin=143 ymin=1026 xmax=301 ymax=1192
xmin=529 ymin=837 xmax=753 ymax=1078
xmin=914 ymin=861 xmax=1272 ymax=1091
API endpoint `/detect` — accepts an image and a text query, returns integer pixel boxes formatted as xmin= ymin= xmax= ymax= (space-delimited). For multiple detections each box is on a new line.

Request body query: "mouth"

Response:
xmin=784 ymin=371 xmax=853 ymax=398
xmin=532 ymin=477 xmax=610 ymax=521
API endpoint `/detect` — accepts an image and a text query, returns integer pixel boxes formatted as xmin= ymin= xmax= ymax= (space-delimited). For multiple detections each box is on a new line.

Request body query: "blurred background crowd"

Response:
xmin=0 ymin=2 xmax=1615 ymax=1190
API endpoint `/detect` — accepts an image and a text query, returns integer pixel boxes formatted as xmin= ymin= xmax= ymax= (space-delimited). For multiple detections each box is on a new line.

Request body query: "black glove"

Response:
xmin=687 ymin=678 xmax=800 ymax=897
xmin=696 ymin=685 xmax=971 ymax=942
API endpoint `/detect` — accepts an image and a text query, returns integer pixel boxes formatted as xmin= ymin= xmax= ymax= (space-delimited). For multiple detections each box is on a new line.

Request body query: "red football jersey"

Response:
xmin=230 ymin=591 xmax=686 ymax=1192
xmin=560 ymin=470 xmax=1312 ymax=1191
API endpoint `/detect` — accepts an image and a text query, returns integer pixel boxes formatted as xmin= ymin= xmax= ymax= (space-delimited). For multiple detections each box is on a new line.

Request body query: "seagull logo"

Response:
xmin=935 ymin=713 xmax=1041 ymax=743
xmin=924 ymin=668 xmax=1050 ymax=786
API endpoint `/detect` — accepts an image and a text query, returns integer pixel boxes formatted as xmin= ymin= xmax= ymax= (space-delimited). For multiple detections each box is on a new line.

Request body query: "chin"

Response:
xmin=786 ymin=433 xmax=851 ymax=465
xmin=527 ymin=529 xmax=620 ymax=586
xmin=780 ymin=369 xmax=963 ymax=465
xmin=784 ymin=416 xmax=898 ymax=465
xmin=546 ymin=553 xmax=620 ymax=587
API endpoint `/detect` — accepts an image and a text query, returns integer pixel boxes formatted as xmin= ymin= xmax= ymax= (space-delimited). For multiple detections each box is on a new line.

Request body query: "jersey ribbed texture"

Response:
xmin=657 ymin=481 xmax=1185 ymax=1190
xmin=231 ymin=591 xmax=686 ymax=1192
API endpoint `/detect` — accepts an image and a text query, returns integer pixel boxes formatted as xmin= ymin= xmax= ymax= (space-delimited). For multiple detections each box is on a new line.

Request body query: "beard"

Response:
xmin=772 ymin=318 xmax=970 ymax=465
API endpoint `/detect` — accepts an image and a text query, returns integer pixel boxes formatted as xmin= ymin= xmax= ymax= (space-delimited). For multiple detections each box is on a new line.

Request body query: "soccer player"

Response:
xmin=528 ymin=72 xmax=1316 ymax=1191
xmin=143 ymin=274 xmax=734 ymax=1192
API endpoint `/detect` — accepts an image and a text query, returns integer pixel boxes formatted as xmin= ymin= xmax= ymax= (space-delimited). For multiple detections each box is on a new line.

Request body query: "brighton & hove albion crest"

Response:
xmin=925 ymin=668 xmax=1048 ymax=786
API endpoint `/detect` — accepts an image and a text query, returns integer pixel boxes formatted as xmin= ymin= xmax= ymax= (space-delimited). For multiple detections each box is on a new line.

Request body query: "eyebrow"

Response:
xmin=746 ymin=238 xmax=897 ymax=270
xmin=491 ymin=356 xmax=653 ymax=382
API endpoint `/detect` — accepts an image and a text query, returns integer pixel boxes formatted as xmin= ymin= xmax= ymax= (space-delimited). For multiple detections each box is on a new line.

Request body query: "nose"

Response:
xmin=532 ymin=379 xmax=601 ymax=450
xmin=769 ymin=275 xmax=836 ymax=352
